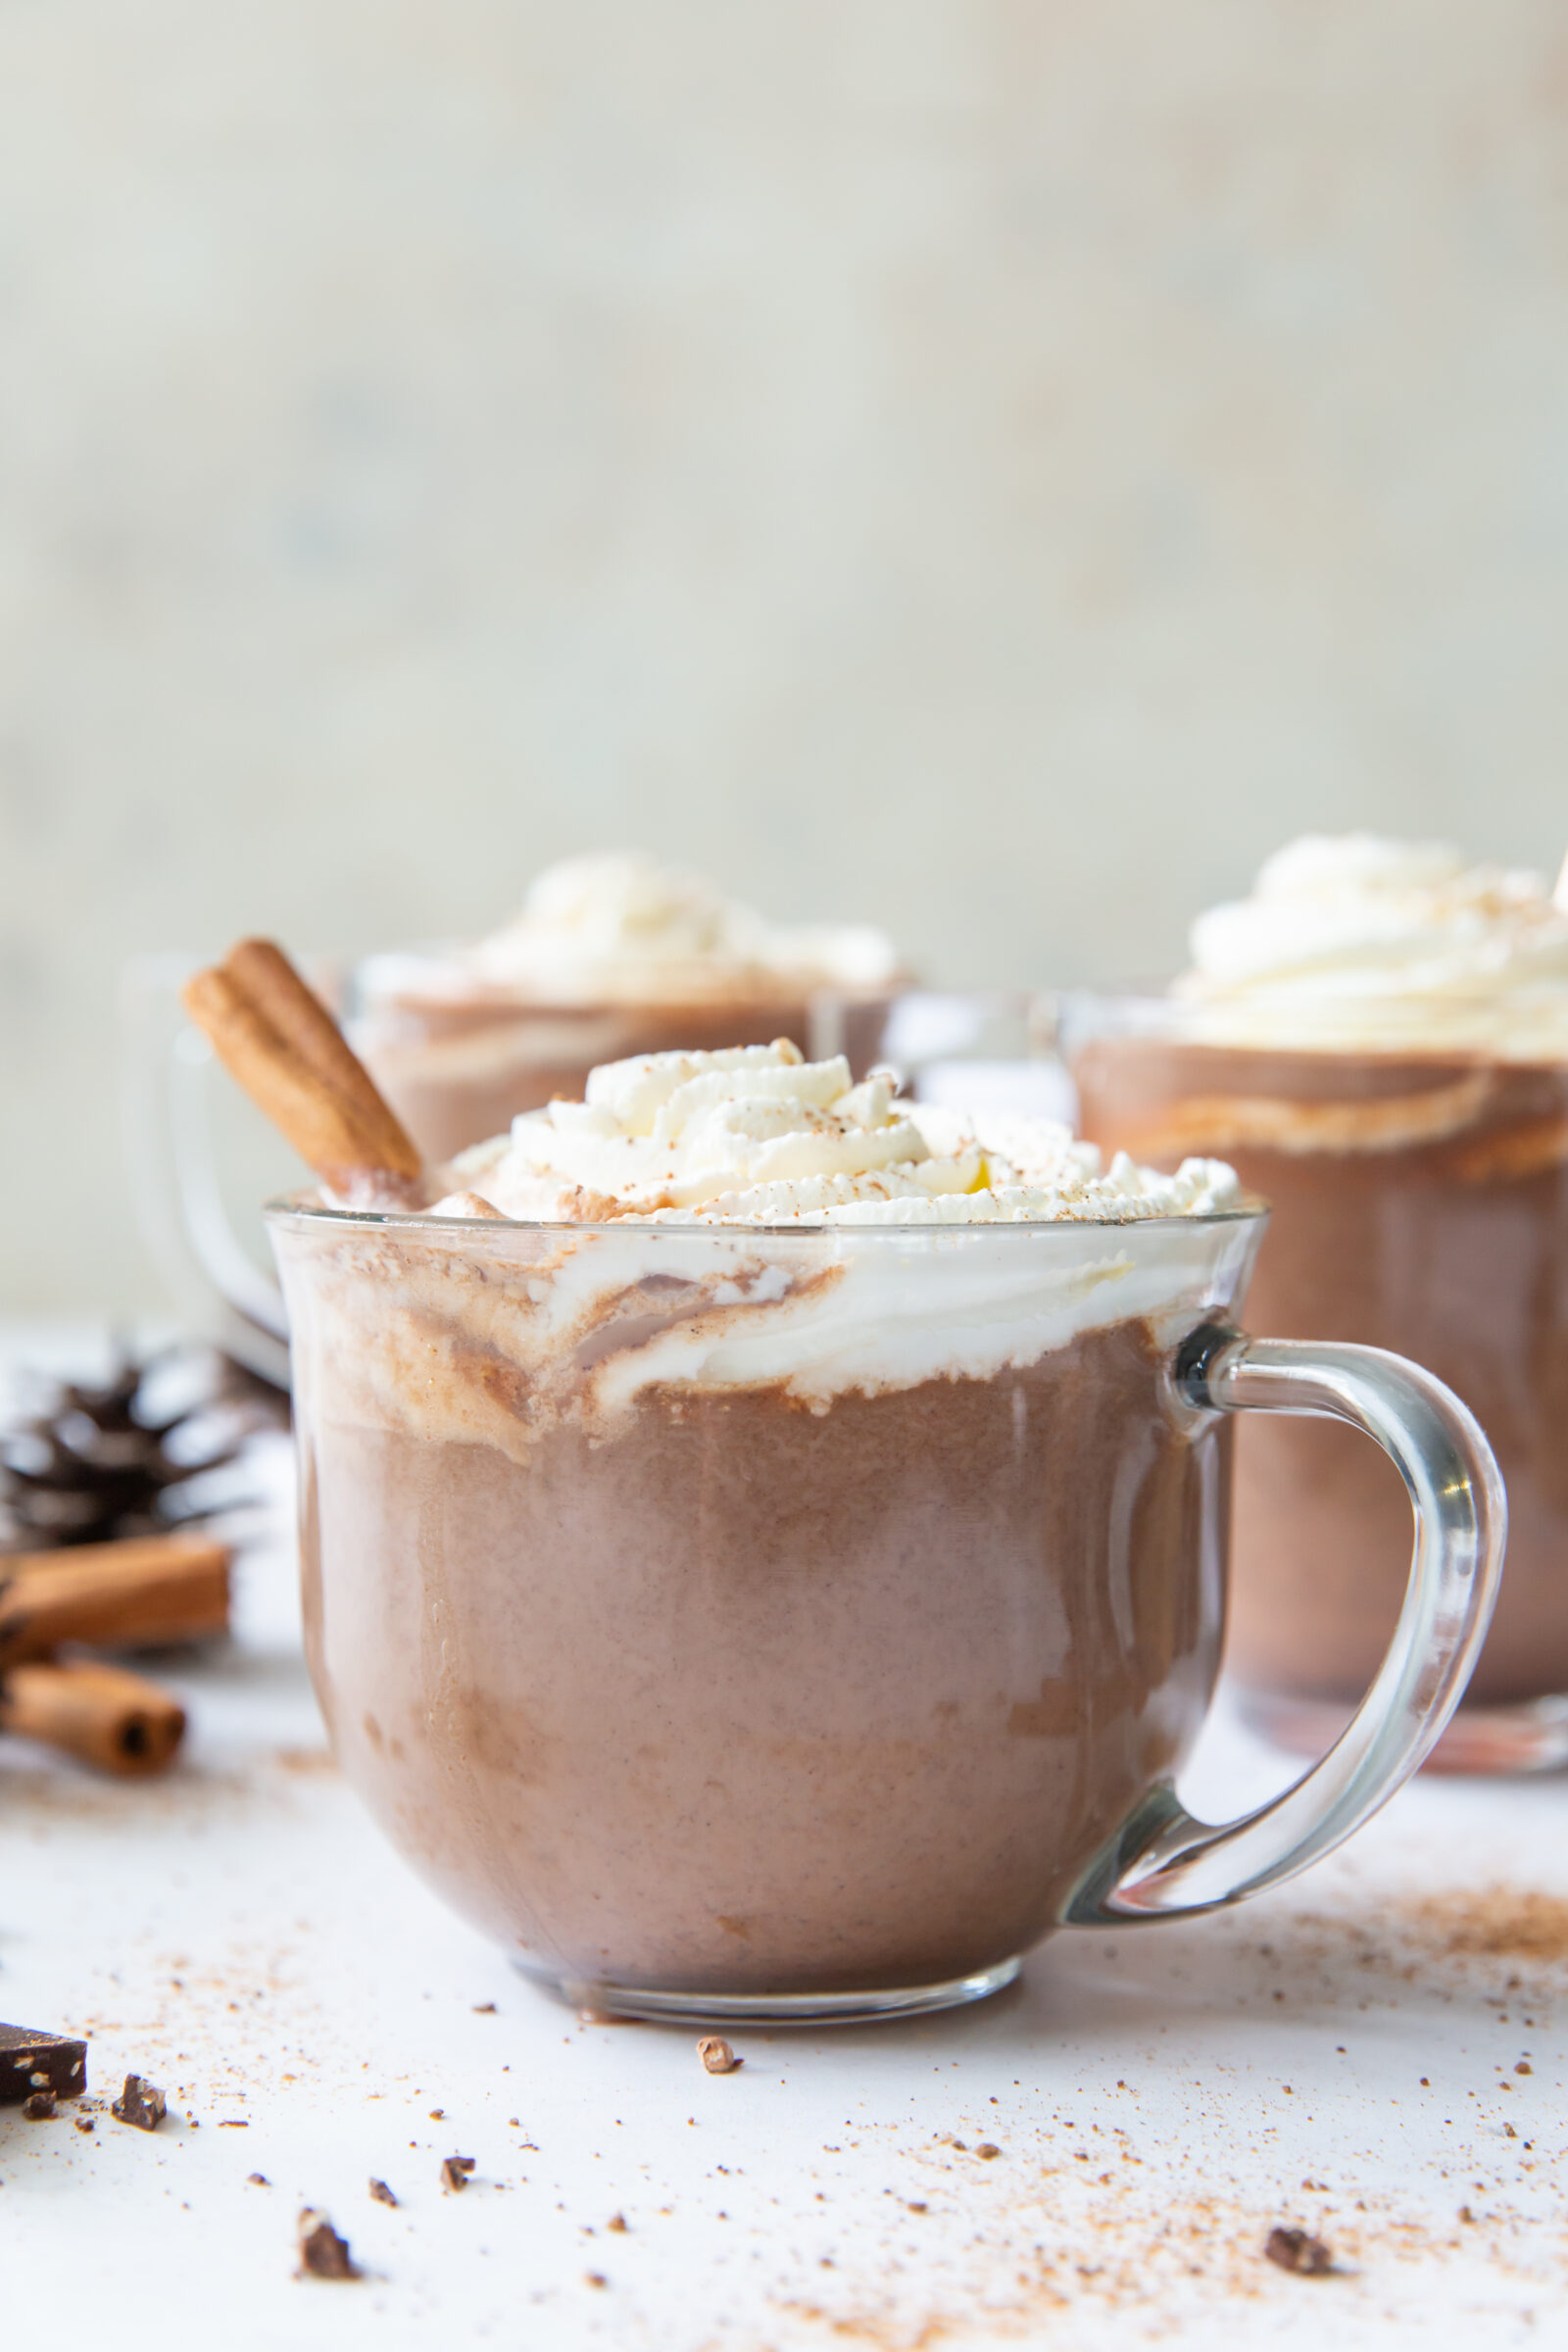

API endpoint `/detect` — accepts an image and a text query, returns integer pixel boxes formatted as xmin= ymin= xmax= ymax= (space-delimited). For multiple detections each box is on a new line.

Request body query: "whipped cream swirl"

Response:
xmin=1177 ymin=834 xmax=1568 ymax=1054
xmin=466 ymin=853 xmax=900 ymax=1003
xmin=437 ymin=1040 xmax=1241 ymax=1226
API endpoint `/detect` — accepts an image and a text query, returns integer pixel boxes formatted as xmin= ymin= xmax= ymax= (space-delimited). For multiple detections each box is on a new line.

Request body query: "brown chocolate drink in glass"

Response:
xmin=345 ymin=852 xmax=905 ymax=1159
xmin=1069 ymin=833 xmax=1568 ymax=1771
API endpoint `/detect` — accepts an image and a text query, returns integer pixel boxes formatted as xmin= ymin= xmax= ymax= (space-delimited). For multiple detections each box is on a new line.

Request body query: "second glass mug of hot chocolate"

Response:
xmin=1067 ymin=836 xmax=1568 ymax=1773
xmin=270 ymin=1195 xmax=1502 ymax=2023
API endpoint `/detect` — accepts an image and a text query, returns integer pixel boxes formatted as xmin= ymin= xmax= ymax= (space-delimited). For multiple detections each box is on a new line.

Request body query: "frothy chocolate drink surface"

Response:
xmin=273 ymin=1041 xmax=1254 ymax=1995
xmin=1072 ymin=834 xmax=1568 ymax=1715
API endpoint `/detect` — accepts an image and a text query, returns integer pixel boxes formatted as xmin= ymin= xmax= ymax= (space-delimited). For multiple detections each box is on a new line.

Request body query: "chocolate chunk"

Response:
xmin=22 ymin=2090 xmax=57 ymax=2120
xmin=974 ymin=2142 xmax=1002 ymax=2160
xmin=112 ymin=2074 xmax=167 ymax=2132
xmin=297 ymin=2209 xmax=359 ymax=2280
xmin=1264 ymin=2226 xmax=1334 ymax=2276
xmin=697 ymin=2036 xmax=741 ymax=2075
xmin=441 ymin=2155 xmax=476 ymax=2192
xmin=0 ymin=2024 xmax=87 ymax=2105
xmin=368 ymin=2178 xmax=399 ymax=2206
xmin=607 ymin=2213 xmax=628 ymax=2232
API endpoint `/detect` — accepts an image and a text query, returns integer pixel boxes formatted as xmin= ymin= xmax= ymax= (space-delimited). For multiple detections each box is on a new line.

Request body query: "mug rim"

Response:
xmin=262 ymin=1189 xmax=1270 ymax=1241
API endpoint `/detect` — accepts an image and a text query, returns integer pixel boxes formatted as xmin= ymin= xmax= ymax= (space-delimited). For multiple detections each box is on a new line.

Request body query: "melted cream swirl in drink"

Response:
xmin=1177 ymin=833 xmax=1568 ymax=1055
xmin=288 ymin=1043 xmax=1249 ymax=1448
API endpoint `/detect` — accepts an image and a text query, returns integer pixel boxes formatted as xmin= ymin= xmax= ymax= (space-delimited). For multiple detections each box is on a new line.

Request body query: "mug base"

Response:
xmin=523 ymin=1954 xmax=1023 ymax=2028
xmin=1240 ymin=1688 xmax=1568 ymax=1777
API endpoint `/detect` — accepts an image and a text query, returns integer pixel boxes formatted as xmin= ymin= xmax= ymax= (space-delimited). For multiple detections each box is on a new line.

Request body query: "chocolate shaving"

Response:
xmin=112 ymin=2074 xmax=167 ymax=2132
xmin=368 ymin=2178 xmax=399 ymax=2207
xmin=1264 ymin=2226 xmax=1334 ymax=2276
xmin=698 ymin=2036 xmax=741 ymax=2075
xmin=298 ymin=2209 xmax=359 ymax=2280
xmin=0 ymin=2023 xmax=87 ymax=2105
xmin=441 ymin=2155 xmax=476 ymax=2192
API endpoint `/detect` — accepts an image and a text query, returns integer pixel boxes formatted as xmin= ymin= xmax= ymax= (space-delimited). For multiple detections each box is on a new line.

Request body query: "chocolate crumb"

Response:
xmin=1459 ymin=2204 xmax=1476 ymax=2224
xmin=441 ymin=2155 xmax=476 ymax=2192
xmin=369 ymin=2179 xmax=399 ymax=2207
xmin=1515 ymin=2060 xmax=1532 ymax=2075
xmin=607 ymin=2213 xmax=628 ymax=2232
xmin=112 ymin=2075 xmax=167 ymax=2132
xmin=74 ymin=2116 xmax=94 ymax=2133
xmin=472 ymin=2002 xmax=497 ymax=2015
xmin=975 ymin=2142 xmax=1002 ymax=2160
xmin=298 ymin=2209 xmax=359 ymax=2280
xmin=22 ymin=2090 xmax=56 ymax=2120
xmin=585 ymin=2272 xmax=609 ymax=2289
xmin=1264 ymin=2227 xmax=1334 ymax=2277
xmin=249 ymin=2174 xmax=270 ymax=2186
xmin=428 ymin=2108 xmax=445 ymax=2120
xmin=698 ymin=2036 xmax=741 ymax=2075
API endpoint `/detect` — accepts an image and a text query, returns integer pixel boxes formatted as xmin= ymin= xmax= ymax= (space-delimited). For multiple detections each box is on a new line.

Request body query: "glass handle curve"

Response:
xmin=120 ymin=956 xmax=291 ymax=1385
xmin=1064 ymin=1323 xmax=1507 ymax=1926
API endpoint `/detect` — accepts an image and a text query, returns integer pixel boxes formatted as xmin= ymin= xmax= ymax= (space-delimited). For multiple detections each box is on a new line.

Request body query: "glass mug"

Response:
xmin=1066 ymin=988 xmax=1568 ymax=1774
xmin=269 ymin=1198 xmax=1501 ymax=2024
xmin=122 ymin=957 xmax=1056 ymax=1387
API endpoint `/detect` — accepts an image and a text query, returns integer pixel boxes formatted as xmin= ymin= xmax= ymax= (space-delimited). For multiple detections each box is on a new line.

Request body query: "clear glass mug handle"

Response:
xmin=120 ymin=953 xmax=291 ymax=1386
xmin=1066 ymin=1323 xmax=1507 ymax=1925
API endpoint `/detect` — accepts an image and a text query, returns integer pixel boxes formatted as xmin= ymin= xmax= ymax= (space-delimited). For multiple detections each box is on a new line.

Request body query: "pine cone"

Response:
xmin=0 ymin=1350 xmax=252 ymax=1554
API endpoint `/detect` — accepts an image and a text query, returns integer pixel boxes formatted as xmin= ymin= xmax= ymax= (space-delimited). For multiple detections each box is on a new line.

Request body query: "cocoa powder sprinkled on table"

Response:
xmin=1401 ymin=1888 xmax=1568 ymax=1964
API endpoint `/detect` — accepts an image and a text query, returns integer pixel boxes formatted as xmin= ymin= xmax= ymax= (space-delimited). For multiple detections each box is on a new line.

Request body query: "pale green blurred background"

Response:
xmin=4 ymin=1 xmax=1567 ymax=1309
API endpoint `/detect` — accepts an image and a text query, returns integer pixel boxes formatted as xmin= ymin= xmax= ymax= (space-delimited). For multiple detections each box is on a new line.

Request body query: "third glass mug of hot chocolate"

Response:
xmin=1068 ymin=834 xmax=1568 ymax=1773
xmin=268 ymin=1043 xmax=1503 ymax=2021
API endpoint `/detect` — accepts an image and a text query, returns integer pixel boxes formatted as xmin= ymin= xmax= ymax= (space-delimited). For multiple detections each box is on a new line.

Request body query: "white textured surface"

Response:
xmin=4 ymin=2 xmax=1568 ymax=1308
xmin=2 ymin=1333 xmax=1566 ymax=2343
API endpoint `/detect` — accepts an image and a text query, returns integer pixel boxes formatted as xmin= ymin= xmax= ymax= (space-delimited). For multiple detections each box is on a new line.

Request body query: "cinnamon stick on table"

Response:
xmin=0 ymin=1660 xmax=186 ymax=1777
xmin=181 ymin=939 xmax=420 ymax=1196
xmin=0 ymin=1535 xmax=230 ymax=1670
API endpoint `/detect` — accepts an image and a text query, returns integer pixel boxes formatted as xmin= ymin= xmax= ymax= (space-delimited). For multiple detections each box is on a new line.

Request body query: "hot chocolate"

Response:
xmin=271 ymin=1044 xmax=1260 ymax=2000
xmin=349 ymin=854 xmax=903 ymax=1160
xmin=1070 ymin=835 xmax=1568 ymax=1759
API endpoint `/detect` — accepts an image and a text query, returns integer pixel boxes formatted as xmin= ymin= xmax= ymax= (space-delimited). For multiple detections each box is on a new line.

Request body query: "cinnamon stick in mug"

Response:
xmin=181 ymin=940 xmax=420 ymax=1193
xmin=0 ymin=1660 xmax=186 ymax=1777
xmin=0 ymin=1535 xmax=230 ymax=1670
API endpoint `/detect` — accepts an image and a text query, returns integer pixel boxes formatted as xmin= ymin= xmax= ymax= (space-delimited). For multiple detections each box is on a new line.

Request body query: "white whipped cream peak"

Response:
xmin=1177 ymin=833 xmax=1568 ymax=1053
xmin=438 ymin=1040 xmax=1242 ymax=1227
xmin=466 ymin=852 xmax=900 ymax=1000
